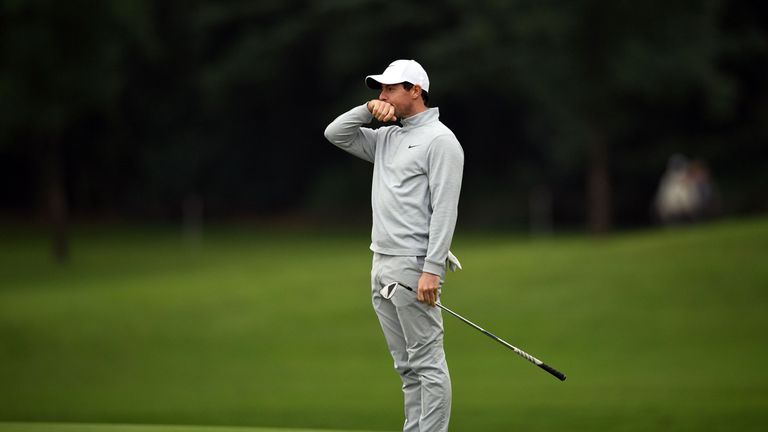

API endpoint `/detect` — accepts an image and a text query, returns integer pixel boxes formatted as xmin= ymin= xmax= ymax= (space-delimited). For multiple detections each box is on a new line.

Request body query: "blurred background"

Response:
xmin=1 ymin=1 xmax=767 ymax=431
xmin=2 ymin=0 xmax=767 ymax=251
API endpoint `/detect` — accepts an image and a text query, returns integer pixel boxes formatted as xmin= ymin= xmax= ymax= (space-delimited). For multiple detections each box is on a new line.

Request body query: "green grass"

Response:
xmin=1 ymin=218 xmax=768 ymax=431
xmin=0 ymin=422 xmax=373 ymax=432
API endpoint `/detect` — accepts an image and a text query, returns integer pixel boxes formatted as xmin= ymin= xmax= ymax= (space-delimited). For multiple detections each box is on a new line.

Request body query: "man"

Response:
xmin=324 ymin=59 xmax=464 ymax=432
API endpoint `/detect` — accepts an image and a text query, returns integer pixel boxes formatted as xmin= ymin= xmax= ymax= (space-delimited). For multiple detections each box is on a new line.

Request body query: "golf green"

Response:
xmin=0 ymin=423 xmax=380 ymax=432
xmin=2 ymin=218 xmax=767 ymax=431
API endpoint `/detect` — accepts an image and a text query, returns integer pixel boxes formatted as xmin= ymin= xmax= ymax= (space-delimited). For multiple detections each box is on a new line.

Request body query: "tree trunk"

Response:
xmin=587 ymin=128 xmax=611 ymax=234
xmin=44 ymin=135 xmax=70 ymax=264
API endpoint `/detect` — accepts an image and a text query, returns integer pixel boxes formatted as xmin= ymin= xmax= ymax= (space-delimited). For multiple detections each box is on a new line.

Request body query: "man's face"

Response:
xmin=378 ymin=83 xmax=416 ymax=119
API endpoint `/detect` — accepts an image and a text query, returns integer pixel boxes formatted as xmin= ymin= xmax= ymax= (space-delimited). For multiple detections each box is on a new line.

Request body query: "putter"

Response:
xmin=380 ymin=282 xmax=566 ymax=381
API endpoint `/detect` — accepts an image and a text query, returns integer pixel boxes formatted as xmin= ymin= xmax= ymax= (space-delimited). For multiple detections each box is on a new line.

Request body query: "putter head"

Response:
xmin=380 ymin=282 xmax=399 ymax=299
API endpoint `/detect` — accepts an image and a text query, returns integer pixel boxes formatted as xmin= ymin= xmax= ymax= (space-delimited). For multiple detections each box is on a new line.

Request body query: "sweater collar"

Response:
xmin=401 ymin=107 xmax=439 ymax=129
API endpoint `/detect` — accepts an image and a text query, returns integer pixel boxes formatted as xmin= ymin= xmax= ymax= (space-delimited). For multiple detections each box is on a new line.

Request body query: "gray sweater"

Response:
xmin=324 ymin=104 xmax=464 ymax=276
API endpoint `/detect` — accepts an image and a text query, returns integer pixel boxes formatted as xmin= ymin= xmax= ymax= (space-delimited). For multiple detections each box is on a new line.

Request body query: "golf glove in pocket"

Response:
xmin=446 ymin=251 xmax=462 ymax=272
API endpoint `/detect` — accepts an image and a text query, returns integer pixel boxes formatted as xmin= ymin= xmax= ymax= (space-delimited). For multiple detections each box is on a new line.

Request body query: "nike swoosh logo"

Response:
xmin=408 ymin=144 xmax=420 ymax=149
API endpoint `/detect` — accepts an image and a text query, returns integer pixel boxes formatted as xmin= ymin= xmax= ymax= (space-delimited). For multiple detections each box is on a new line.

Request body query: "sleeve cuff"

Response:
xmin=357 ymin=103 xmax=374 ymax=121
xmin=423 ymin=260 xmax=445 ymax=276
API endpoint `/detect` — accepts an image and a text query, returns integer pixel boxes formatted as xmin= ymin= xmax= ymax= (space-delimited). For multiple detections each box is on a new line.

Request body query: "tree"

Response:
xmin=0 ymin=0 xmax=150 ymax=261
xmin=417 ymin=0 xmax=734 ymax=232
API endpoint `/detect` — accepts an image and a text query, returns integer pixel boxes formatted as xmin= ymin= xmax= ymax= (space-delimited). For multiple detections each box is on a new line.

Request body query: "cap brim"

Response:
xmin=365 ymin=74 xmax=402 ymax=89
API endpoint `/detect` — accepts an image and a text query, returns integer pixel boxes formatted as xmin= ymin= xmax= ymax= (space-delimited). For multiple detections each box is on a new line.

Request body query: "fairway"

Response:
xmin=0 ymin=422 xmax=379 ymax=432
xmin=1 ymin=218 xmax=768 ymax=431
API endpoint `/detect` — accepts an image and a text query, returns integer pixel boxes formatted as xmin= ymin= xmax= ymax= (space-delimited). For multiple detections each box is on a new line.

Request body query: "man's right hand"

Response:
xmin=367 ymin=100 xmax=397 ymax=122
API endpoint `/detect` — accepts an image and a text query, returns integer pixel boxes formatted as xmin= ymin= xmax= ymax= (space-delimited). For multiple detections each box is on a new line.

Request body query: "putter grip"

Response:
xmin=538 ymin=363 xmax=567 ymax=381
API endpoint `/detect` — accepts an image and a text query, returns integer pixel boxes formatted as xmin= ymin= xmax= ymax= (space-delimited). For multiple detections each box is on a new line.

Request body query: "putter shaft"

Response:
xmin=437 ymin=302 xmax=566 ymax=381
xmin=393 ymin=283 xmax=566 ymax=381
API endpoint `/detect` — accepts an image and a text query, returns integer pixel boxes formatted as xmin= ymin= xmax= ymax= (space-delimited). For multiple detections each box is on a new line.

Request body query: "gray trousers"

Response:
xmin=371 ymin=253 xmax=452 ymax=432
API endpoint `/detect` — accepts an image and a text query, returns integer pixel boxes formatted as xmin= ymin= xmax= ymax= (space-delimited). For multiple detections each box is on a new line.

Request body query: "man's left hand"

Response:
xmin=417 ymin=272 xmax=441 ymax=307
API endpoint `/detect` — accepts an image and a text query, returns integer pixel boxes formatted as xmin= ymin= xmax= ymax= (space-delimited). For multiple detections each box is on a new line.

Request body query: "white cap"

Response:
xmin=366 ymin=59 xmax=430 ymax=93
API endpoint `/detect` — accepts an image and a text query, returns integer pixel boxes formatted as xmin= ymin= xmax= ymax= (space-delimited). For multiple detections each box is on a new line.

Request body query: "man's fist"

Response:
xmin=368 ymin=100 xmax=397 ymax=122
xmin=417 ymin=272 xmax=441 ymax=307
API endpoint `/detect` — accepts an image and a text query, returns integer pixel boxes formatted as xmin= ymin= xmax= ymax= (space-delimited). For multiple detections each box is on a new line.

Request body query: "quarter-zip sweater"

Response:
xmin=324 ymin=104 xmax=464 ymax=276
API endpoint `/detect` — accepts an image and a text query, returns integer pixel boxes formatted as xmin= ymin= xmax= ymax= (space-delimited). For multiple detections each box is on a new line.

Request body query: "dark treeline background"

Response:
xmin=2 ymin=0 xmax=767 ymax=236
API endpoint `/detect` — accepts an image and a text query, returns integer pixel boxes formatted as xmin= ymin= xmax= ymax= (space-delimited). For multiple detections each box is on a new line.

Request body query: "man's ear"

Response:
xmin=412 ymin=85 xmax=422 ymax=100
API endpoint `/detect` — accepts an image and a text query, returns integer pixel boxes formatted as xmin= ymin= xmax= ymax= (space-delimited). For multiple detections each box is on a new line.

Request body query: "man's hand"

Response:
xmin=367 ymin=100 xmax=397 ymax=122
xmin=417 ymin=272 xmax=441 ymax=307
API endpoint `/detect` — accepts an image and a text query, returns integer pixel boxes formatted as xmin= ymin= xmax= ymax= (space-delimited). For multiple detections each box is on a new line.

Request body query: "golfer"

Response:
xmin=324 ymin=59 xmax=464 ymax=432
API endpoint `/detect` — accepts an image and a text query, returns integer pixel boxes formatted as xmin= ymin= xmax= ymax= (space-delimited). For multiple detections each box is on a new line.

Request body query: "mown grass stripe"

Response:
xmin=0 ymin=422 xmax=387 ymax=432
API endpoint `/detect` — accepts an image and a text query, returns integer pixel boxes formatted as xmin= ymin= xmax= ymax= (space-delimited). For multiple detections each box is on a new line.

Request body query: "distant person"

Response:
xmin=687 ymin=159 xmax=716 ymax=219
xmin=655 ymin=154 xmax=693 ymax=224
xmin=655 ymin=154 xmax=716 ymax=224
xmin=324 ymin=59 xmax=464 ymax=432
